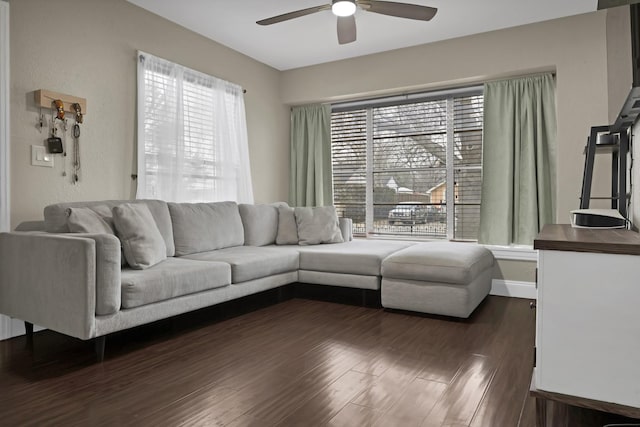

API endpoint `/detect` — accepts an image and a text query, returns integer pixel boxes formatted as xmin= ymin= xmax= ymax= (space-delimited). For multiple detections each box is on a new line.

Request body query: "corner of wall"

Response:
xmin=606 ymin=5 xmax=633 ymax=124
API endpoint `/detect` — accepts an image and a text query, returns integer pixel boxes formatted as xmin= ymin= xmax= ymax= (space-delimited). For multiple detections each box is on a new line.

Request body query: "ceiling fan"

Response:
xmin=256 ymin=0 xmax=438 ymax=45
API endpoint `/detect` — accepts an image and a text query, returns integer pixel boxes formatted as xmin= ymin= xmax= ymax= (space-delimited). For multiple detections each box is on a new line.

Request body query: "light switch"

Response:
xmin=31 ymin=145 xmax=54 ymax=168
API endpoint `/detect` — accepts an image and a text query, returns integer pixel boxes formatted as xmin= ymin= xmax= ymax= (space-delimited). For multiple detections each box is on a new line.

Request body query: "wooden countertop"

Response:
xmin=534 ymin=224 xmax=640 ymax=255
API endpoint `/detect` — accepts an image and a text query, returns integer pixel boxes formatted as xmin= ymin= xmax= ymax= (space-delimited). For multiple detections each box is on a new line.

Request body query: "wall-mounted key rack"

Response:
xmin=32 ymin=89 xmax=87 ymax=184
xmin=34 ymin=89 xmax=87 ymax=115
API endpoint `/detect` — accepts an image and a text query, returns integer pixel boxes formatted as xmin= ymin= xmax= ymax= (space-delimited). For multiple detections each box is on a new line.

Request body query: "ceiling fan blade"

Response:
xmin=359 ymin=0 xmax=437 ymax=21
xmin=337 ymin=15 xmax=357 ymax=44
xmin=257 ymin=4 xmax=331 ymax=25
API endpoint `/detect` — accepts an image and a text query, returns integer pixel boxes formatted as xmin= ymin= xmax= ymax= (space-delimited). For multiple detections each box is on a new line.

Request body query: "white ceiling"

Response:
xmin=127 ymin=0 xmax=598 ymax=71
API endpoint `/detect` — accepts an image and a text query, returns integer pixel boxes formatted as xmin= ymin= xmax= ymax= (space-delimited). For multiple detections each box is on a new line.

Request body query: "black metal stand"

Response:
xmin=579 ymin=126 xmax=629 ymax=217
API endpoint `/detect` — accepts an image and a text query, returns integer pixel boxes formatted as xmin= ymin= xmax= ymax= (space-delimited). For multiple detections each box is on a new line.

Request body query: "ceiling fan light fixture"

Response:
xmin=332 ymin=0 xmax=357 ymax=17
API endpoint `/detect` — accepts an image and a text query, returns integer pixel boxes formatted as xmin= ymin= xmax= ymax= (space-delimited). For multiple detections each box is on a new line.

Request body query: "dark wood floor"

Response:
xmin=0 ymin=295 xmax=636 ymax=426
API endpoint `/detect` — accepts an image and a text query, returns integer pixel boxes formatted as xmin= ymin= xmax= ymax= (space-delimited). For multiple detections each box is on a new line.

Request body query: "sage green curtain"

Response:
xmin=289 ymin=104 xmax=333 ymax=207
xmin=478 ymin=74 xmax=557 ymax=245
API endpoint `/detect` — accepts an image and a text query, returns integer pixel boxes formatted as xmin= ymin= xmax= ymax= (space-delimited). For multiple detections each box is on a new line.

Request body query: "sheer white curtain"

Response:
xmin=136 ymin=51 xmax=253 ymax=203
xmin=0 ymin=1 xmax=10 ymax=232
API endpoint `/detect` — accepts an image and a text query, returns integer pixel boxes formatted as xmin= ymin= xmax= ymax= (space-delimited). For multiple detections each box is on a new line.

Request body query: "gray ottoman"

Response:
xmin=381 ymin=242 xmax=494 ymax=318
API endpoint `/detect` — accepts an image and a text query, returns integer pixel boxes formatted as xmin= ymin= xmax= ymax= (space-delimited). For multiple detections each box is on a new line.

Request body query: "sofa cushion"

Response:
xmin=297 ymin=239 xmax=416 ymax=276
xmin=169 ymin=201 xmax=244 ymax=256
xmin=182 ymin=246 xmax=299 ymax=283
xmin=120 ymin=257 xmax=231 ymax=309
xmin=276 ymin=205 xmax=298 ymax=245
xmin=44 ymin=199 xmax=175 ymax=257
xmin=113 ymin=203 xmax=167 ymax=270
xmin=239 ymin=204 xmax=279 ymax=246
xmin=295 ymin=206 xmax=344 ymax=245
xmin=381 ymin=242 xmax=495 ymax=285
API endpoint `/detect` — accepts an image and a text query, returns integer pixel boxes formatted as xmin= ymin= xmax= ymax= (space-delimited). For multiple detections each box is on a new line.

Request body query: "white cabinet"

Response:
xmin=535 ymin=224 xmax=640 ymax=409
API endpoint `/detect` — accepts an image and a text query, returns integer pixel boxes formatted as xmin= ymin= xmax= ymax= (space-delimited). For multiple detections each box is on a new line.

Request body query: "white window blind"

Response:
xmin=453 ymin=95 xmax=483 ymax=240
xmin=137 ymin=51 xmax=253 ymax=203
xmin=331 ymin=109 xmax=367 ymax=234
xmin=331 ymin=89 xmax=483 ymax=240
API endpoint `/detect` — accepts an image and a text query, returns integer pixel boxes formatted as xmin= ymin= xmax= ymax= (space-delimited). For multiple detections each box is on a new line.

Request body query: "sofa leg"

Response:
xmin=361 ymin=289 xmax=367 ymax=307
xmin=95 ymin=336 xmax=106 ymax=362
xmin=24 ymin=321 xmax=34 ymax=348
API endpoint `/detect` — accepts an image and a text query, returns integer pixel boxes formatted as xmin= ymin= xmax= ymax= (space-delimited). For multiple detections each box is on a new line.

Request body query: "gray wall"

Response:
xmin=607 ymin=6 xmax=640 ymax=231
xmin=8 ymin=0 xmax=289 ymax=229
xmin=494 ymin=259 xmax=537 ymax=282
xmin=607 ymin=5 xmax=633 ymax=124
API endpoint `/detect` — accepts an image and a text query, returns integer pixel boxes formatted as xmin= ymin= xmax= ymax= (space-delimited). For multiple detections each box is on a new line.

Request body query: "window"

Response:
xmin=136 ymin=51 xmax=253 ymax=203
xmin=331 ymin=88 xmax=483 ymax=240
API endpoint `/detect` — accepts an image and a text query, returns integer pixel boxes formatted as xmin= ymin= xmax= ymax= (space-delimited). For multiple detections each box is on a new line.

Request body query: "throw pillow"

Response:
xmin=294 ymin=206 xmax=344 ymax=246
xmin=276 ymin=205 xmax=299 ymax=245
xmin=112 ymin=203 xmax=167 ymax=269
xmin=67 ymin=205 xmax=127 ymax=266
xmin=239 ymin=204 xmax=279 ymax=246
xmin=66 ymin=206 xmax=114 ymax=234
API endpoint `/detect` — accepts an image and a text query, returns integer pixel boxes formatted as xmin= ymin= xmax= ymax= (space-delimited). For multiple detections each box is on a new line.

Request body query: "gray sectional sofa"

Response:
xmin=0 ymin=199 xmax=495 ymax=361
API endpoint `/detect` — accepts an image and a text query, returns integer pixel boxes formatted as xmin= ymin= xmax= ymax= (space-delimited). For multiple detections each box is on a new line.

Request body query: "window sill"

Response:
xmin=354 ymin=235 xmax=537 ymax=262
xmin=483 ymin=245 xmax=537 ymax=262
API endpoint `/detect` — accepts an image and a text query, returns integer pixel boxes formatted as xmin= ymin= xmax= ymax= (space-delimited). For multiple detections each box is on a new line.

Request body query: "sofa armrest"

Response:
xmin=0 ymin=232 xmax=104 ymax=340
xmin=75 ymin=233 xmax=122 ymax=316
xmin=339 ymin=217 xmax=353 ymax=242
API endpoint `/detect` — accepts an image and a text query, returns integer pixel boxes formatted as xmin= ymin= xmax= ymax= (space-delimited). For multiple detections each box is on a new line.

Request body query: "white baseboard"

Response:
xmin=490 ymin=279 xmax=537 ymax=299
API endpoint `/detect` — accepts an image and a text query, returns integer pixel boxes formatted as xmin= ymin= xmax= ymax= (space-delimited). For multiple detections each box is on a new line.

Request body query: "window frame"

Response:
xmin=331 ymin=85 xmax=484 ymax=241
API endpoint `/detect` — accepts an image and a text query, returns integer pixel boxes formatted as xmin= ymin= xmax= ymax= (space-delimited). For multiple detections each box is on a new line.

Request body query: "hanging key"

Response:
xmin=72 ymin=123 xmax=81 ymax=183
